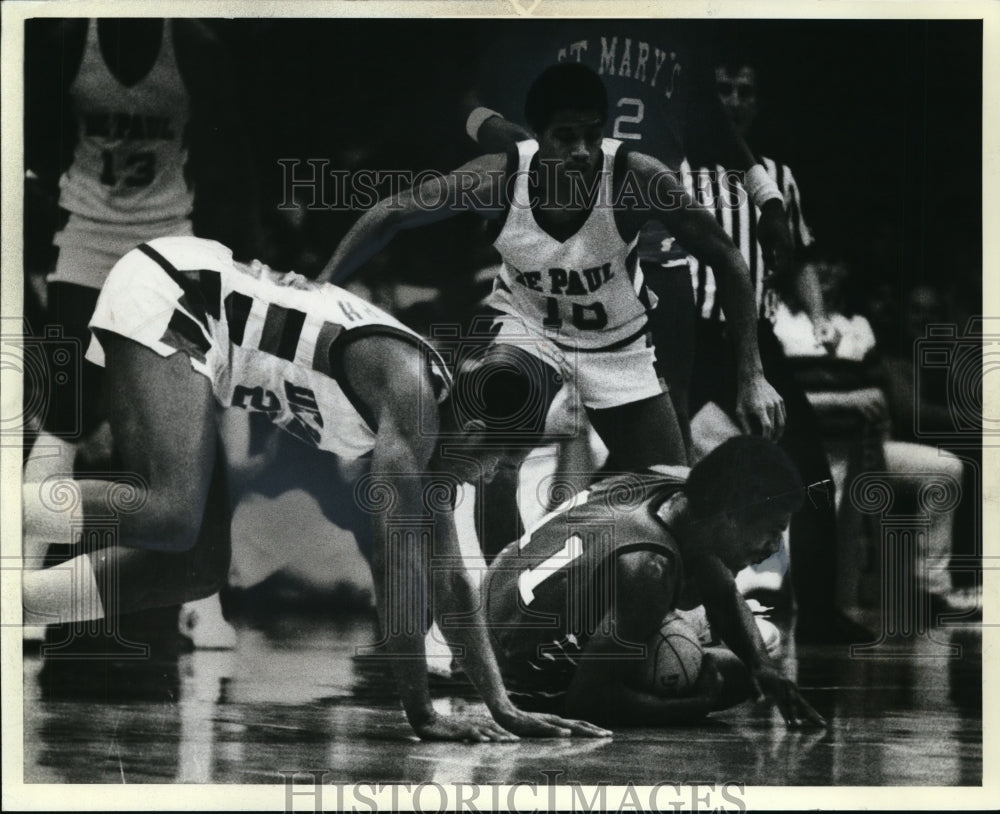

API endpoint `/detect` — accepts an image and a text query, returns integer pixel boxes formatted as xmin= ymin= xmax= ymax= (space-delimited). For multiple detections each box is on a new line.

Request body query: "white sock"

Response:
xmin=22 ymin=480 xmax=83 ymax=564
xmin=23 ymin=431 xmax=76 ymax=482
xmin=23 ymin=553 xmax=105 ymax=626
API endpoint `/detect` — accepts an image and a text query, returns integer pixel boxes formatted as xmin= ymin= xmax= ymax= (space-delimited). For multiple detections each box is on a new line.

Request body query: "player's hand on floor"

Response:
xmin=735 ymin=376 xmax=786 ymax=440
xmin=493 ymin=707 xmax=612 ymax=739
xmin=750 ymin=665 xmax=826 ymax=728
xmin=412 ymin=712 xmax=519 ymax=742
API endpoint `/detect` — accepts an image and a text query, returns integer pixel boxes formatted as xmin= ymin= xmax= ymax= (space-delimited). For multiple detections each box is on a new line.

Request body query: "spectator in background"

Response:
xmin=877 ymin=282 xmax=983 ymax=600
xmin=772 ymin=251 xmax=980 ymax=619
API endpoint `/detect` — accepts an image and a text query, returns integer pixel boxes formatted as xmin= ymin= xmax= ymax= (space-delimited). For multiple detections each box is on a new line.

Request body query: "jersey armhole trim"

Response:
xmin=324 ymin=325 xmax=451 ymax=435
xmin=493 ymin=144 xmax=521 ymax=234
xmin=611 ymin=145 xmax=637 ymax=243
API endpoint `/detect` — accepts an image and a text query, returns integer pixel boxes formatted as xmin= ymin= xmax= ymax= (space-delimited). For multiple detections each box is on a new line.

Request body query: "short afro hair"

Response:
xmin=685 ymin=436 xmax=805 ymax=524
xmin=445 ymin=344 xmax=561 ymax=440
xmin=524 ymin=63 xmax=608 ymax=133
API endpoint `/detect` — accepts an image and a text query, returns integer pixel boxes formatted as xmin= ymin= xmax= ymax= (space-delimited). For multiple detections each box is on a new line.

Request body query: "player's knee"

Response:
xmin=186 ymin=570 xmax=227 ymax=601
xmin=132 ymin=501 xmax=203 ymax=553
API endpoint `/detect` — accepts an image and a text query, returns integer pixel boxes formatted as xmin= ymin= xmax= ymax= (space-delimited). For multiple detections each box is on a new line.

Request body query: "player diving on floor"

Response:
xmin=482 ymin=436 xmax=826 ymax=728
xmin=21 ymin=235 xmax=609 ymax=743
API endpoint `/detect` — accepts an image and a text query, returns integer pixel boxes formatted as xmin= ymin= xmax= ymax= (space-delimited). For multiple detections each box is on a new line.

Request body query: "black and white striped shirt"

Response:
xmin=680 ymin=156 xmax=813 ymax=323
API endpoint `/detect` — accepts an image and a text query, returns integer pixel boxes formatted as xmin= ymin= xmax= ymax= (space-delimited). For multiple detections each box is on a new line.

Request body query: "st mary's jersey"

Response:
xmin=483 ymin=470 xmax=686 ymax=707
xmin=58 ymin=19 xmax=194 ymax=225
xmin=487 ymin=138 xmax=656 ymax=351
xmin=86 ymin=236 xmax=450 ymax=460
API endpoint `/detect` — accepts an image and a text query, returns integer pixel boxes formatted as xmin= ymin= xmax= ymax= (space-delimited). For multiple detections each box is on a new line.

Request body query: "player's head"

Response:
xmin=684 ymin=436 xmax=805 ymax=572
xmin=526 ymin=63 xmax=607 ymax=175
xmin=437 ymin=344 xmax=558 ymax=483
xmin=715 ymin=63 xmax=759 ymax=138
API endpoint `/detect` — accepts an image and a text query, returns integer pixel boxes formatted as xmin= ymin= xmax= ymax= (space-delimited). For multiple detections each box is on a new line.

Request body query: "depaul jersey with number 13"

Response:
xmin=58 ymin=19 xmax=193 ymax=224
xmin=487 ymin=138 xmax=657 ymax=351
xmin=86 ymin=236 xmax=450 ymax=460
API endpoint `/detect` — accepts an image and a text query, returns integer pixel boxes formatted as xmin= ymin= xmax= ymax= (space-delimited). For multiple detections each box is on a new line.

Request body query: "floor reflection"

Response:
xmin=23 ymin=616 xmax=981 ymax=785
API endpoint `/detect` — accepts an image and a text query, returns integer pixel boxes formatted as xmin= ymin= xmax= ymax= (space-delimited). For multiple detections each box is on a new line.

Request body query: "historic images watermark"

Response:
xmin=280 ymin=770 xmax=748 ymax=812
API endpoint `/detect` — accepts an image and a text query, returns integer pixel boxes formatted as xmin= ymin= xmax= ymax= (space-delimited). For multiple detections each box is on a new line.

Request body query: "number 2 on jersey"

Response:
xmin=612 ymin=97 xmax=645 ymax=141
xmin=518 ymin=534 xmax=585 ymax=605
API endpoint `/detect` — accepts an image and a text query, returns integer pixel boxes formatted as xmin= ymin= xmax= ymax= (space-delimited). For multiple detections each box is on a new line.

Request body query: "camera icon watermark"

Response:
xmin=912 ymin=317 xmax=998 ymax=442
xmin=1 ymin=318 xmax=83 ymax=441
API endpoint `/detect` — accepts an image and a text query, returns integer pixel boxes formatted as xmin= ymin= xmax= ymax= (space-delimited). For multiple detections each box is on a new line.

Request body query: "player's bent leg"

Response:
xmin=587 ymin=392 xmax=688 ymax=473
xmin=24 ymin=459 xmax=232 ymax=624
xmin=101 ymin=333 xmax=220 ymax=553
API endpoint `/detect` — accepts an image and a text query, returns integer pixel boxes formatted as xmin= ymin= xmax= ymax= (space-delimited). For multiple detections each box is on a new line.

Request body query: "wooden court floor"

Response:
xmin=22 ymin=611 xmax=981 ymax=787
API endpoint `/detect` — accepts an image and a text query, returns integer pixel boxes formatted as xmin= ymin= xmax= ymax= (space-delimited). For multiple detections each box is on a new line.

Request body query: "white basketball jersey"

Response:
xmin=58 ymin=20 xmax=194 ymax=224
xmin=488 ymin=138 xmax=656 ymax=351
xmin=87 ymin=237 xmax=450 ymax=460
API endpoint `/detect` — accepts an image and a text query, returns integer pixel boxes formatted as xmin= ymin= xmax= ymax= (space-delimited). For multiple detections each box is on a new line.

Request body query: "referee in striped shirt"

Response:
xmin=678 ymin=62 xmax=865 ymax=643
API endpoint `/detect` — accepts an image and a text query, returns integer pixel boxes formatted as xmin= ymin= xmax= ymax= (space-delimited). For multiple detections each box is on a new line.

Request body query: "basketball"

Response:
xmin=639 ymin=612 xmax=704 ymax=696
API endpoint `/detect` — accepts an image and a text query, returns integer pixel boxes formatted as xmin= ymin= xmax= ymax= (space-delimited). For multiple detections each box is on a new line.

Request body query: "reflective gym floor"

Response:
xmin=22 ymin=610 xmax=982 ymax=787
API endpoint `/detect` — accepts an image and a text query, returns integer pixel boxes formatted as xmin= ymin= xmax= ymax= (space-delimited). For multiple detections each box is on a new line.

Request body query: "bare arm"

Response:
xmin=629 ymin=153 xmax=785 ymax=438
xmin=341 ymin=337 xmax=606 ymax=740
xmin=317 ymin=153 xmax=507 ymax=285
xmin=564 ymin=551 xmax=719 ymax=726
xmin=690 ymin=553 xmax=825 ymax=727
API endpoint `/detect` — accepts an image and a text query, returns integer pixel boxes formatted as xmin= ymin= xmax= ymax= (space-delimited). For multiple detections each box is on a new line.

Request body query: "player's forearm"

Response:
xmin=793 ymin=262 xmax=830 ymax=324
xmin=713 ymin=249 xmax=766 ymax=383
xmin=370 ymin=524 xmax=436 ymax=728
xmin=367 ymin=456 xmax=438 ymax=728
xmin=475 ymin=115 xmax=531 ymax=154
xmin=704 ymin=589 xmax=768 ymax=674
xmin=319 ymin=203 xmax=401 ymax=284
xmin=433 ymin=566 xmax=516 ymax=715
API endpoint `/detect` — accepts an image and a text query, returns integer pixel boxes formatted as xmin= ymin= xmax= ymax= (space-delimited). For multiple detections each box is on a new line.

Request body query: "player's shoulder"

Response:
xmin=615 ymin=545 xmax=680 ymax=593
xmin=620 ymin=148 xmax=673 ymax=179
xmin=338 ymin=330 xmax=435 ymax=401
xmin=589 ymin=466 xmax=688 ymax=505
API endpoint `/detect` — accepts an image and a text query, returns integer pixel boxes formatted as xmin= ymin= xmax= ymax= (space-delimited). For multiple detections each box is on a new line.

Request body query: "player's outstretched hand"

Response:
xmin=412 ymin=712 xmax=520 ymax=742
xmin=735 ymin=375 xmax=786 ymax=441
xmin=751 ymin=664 xmax=826 ymax=728
xmin=493 ymin=707 xmax=613 ymax=739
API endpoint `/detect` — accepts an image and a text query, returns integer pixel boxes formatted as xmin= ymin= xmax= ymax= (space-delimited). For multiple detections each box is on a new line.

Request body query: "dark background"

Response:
xmin=25 ymin=17 xmax=984 ymax=323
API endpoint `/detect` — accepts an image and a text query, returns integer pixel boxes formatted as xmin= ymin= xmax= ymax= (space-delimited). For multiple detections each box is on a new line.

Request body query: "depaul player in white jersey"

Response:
xmin=321 ymin=64 xmax=784 ymax=473
xmin=24 ymin=19 xmax=259 ymax=458
xmin=21 ymin=236 xmax=609 ymax=744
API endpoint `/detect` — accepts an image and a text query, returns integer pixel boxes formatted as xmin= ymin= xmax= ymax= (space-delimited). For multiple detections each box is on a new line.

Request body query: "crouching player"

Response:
xmin=483 ymin=436 xmax=826 ymax=727
xmin=22 ymin=235 xmax=608 ymax=742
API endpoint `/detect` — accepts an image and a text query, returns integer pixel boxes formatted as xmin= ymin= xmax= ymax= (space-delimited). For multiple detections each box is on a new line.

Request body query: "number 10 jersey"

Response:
xmin=487 ymin=138 xmax=657 ymax=351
